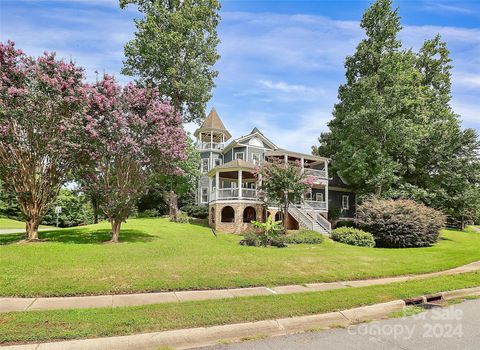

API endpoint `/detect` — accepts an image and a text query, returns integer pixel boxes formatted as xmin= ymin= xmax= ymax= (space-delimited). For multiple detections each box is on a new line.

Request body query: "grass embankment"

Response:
xmin=0 ymin=218 xmax=479 ymax=297
xmin=1 ymin=272 xmax=479 ymax=344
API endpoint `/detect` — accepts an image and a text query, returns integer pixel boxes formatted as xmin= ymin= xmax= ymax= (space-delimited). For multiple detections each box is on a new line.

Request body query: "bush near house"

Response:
xmin=283 ymin=229 xmax=325 ymax=244
xmin=181 ymin=204 xmax=208 ymax=219
xmin=331 ymin=227 xmax=375 ymax=247
xmin=357 ymin=198 xmax=445 ymax=248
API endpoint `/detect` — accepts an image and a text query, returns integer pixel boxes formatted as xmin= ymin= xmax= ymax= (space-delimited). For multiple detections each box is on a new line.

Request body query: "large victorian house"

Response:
xmin=194 ymin=108 xmax=356 ymax=234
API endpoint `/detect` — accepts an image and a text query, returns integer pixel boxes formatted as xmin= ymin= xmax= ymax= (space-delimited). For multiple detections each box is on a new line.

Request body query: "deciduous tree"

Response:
xmin=0 ymin=41 xmax=87 ymax=240
xmin=82 ymin=75 xmax=186 ymax=242
xmin=255 ymin=160 xmax=313 ymax=232
xmin=120 ymin=0 xmax=221 ymax=123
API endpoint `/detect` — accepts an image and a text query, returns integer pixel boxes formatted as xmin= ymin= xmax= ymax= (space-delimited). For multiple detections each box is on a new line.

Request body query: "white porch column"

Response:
xmin=238 ymin=170 xmax=242 ymax=198
xmin=284 ymin=154 xmax=288 ymax=164
xmin=210 ymin=132 xmax=213 ymax=147
xmin=301 ymin=157 xmax=304 ymax=169
xmin=208 ymin=176 xmax=213 ymax=201
xmin=215 ymin=171 xmax=220 ymax=200
xmin=325 ymin=183 xmax=329 ymax=212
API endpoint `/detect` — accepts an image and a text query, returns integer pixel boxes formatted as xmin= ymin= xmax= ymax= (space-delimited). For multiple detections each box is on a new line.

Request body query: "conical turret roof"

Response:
xmin=194 ymin=108 xmax=232 ymax=140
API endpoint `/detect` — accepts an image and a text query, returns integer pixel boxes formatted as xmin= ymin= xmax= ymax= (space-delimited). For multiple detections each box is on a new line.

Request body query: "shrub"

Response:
xmin=174 ymin=211 xmax=190 ymax=223
xmin=181 ymin=204 xmax=208 ymax=219
xmin=335 ymin=220 xmax=356 ymax=228
xmin=357 ymin=198 xmax=445 ymax=248
xmin=328 ymin=207 xmax=342 ymax=222
xmin=239 ymin=232 xmax=261 ymax=247
xmin=137 ymin=209 xmax=159 ymax=218
xmin=331 ymin=227 xmax=375 ymax=247
xmin=284 ymin=229 xmax=324 ymax=244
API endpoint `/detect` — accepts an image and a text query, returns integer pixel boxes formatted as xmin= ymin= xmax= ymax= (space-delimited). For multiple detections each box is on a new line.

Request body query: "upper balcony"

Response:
xmin=264 ymin=149 xmax=330 ymax=182
xmin=196 ymin=142 xmax=224 ymax=151
xmin=303 ymin=168 xmax=327 ymax=180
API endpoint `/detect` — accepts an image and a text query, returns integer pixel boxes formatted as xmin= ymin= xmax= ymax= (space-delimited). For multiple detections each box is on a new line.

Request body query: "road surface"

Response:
xmin=200 ymin=299 xmax=480 ymax=350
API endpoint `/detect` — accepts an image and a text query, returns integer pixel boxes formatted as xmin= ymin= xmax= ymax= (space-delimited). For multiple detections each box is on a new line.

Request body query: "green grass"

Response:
xmin=0 ymin=218 xmax=52 ymax=230
xmin=0 ymin=218 xmax=480 ymax=297
xmin=1 ymin=272 xmax=480 ymax=344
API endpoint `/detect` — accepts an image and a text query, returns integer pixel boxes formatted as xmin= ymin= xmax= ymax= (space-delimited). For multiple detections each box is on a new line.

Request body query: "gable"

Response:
xmin=236 ymin=132 xmax=276 ymax=150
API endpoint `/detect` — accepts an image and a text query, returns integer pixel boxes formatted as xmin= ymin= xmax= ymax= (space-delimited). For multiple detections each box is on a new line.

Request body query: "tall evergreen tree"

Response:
xmin=315 ymin=0 xmax=480 ymax=226
xmin=120 ymin=0 xmax=221 ymax=123
xmin=318 ymin=0 xmax=423 ymax=195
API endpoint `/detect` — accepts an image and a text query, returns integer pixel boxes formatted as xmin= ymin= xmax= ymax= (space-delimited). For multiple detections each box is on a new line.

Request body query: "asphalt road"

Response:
xmin=200 ymin=299 xmax=480 ymax=350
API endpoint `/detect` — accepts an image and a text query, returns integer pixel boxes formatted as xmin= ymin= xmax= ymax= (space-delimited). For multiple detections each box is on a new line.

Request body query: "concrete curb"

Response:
xmin=2 ymin=260 xmax=480 ymax=313
xmin=0 ymin=300 xmax=406 ymax=350
xmin=441 ymin=286 xmax=480 ymax=300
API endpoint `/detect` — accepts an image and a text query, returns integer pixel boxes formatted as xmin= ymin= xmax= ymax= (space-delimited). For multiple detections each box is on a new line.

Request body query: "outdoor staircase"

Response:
xmin=288 ymin=202 xmax=331 ymax=235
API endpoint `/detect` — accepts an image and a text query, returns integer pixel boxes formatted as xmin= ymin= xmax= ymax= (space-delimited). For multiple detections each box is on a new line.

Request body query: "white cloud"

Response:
xmin=1 ymin=3 xmax=479 ymax=153
xmin=259 ymin=80 xmax=309 ymax=93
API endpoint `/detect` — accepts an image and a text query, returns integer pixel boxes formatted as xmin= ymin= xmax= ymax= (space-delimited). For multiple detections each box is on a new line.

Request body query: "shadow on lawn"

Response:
xmin=0 ymin=228 xmax=155 ymax=245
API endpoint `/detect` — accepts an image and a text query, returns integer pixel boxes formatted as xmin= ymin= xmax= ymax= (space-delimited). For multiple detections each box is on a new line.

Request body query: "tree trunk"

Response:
xmin=283 ymin=200 xmax=289 ymax=234
xmin=92 ymin=196 xmax=99 ymax=224
xmin=374 ymin=184 xmax=382 ymax=197
xmin=169 ymin=190 xmax=179 ymax=222
xmin=26 ymin=217 xmax=40 ymax=241
xmin=110 ymin=219 xmax=122 ymax=243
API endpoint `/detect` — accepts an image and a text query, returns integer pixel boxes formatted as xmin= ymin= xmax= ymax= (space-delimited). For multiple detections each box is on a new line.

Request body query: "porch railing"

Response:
xmin=210 ymin=188 xmax=259 ymax=201
xmin=196 ymin=142 xmax=224 ymax=151
xmin=303 ymin=200 xmax=327 ymax=210
xmin=304 ymin=168 xmax=327 ymax=179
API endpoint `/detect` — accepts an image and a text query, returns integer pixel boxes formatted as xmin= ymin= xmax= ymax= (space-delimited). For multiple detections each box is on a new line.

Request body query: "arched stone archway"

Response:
xmin=243 ymin=206 xmax=256 ymax=223
xmin=221 ymin=206 xmax=235 ymax=223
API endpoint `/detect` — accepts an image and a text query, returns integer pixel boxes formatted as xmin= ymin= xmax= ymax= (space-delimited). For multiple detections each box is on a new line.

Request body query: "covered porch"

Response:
xmin=207 ymin=159 xmax=262 ymax=202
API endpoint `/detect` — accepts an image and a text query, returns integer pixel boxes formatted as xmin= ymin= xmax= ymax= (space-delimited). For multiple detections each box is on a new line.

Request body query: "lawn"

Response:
xmin=1 ymin=272 xmax=480 ymax=344
xmin=0 ymin=218 xmax=52 ymax=230
xmin=0 ymin=218 xmax=480 ymax=297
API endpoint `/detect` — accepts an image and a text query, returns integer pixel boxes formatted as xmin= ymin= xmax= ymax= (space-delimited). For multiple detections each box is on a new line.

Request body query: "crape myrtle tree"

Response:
xmin=120 ymin=0 xmax=221 ymax=124
xmin=82 ymin=75 xmax=186 ymax=242
xmin=0 ymin=41 xmax=87 ymax=240
xmin=255 ymin=160 xmax=314 ymax=232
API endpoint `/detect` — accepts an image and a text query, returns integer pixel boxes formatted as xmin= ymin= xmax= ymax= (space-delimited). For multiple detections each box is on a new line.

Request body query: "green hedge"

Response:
xmin=331 ymin=227 xmax=375 ymax=247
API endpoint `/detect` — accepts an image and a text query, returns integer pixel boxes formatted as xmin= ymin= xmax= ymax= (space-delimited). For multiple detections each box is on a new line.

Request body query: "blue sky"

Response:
xmin=1 ymin=0 xmax=479 ymax=153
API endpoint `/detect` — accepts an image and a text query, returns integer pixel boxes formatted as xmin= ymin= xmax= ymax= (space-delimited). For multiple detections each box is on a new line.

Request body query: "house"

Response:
xmin=194 ymin=108 xmax=356 ymax=234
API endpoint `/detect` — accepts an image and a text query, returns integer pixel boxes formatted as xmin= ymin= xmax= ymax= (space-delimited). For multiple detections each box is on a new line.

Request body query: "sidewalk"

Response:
xmin=2 ymin=260 xmax=480 ymax=313
xmin=3 ymin=287 xmax=480 ymax=350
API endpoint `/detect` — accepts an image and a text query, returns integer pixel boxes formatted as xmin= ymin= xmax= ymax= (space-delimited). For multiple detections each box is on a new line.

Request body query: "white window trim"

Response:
xmin=235 ymin=152 xmax=245 ymax=160
xmin=315 ymin=193 xmax=324 ymax=202
xmin=252 ymin=153 xmax=261 ymax=164
xmin=214 ymin=158 xmax=223 ymax=167
xmin=342 ymin=195 xmax=350 ymax=210
xmin=200 ymin=187 xmax=209 ymax=204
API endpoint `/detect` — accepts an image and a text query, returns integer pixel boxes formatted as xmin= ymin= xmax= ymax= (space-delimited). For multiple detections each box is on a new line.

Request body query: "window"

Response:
xmin=235 ymin=152 xmax=245 ymax=160
xmin=315 ymin=193 xmax=324 ymax=202
xmin=214 ymin=158 xmax=223 ymax=167
xmin=252 ymin=153 xmax=262 ymax=165
xmin=201 ymin=187 xmax=208 ymax=203
xmin=342 ymin=195 xmax=350 ymax=210
xmin=201 ymin=158 xmax=209 ymax=173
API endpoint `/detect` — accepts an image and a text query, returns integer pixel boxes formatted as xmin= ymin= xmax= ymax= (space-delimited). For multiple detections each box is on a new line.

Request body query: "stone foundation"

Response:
xmin=209 ymin=202 xmax=266 ymax=234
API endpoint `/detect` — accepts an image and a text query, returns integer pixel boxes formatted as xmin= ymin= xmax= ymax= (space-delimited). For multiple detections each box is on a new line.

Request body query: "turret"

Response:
xmin=194 ymin=108 xmax=231 ymax=151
